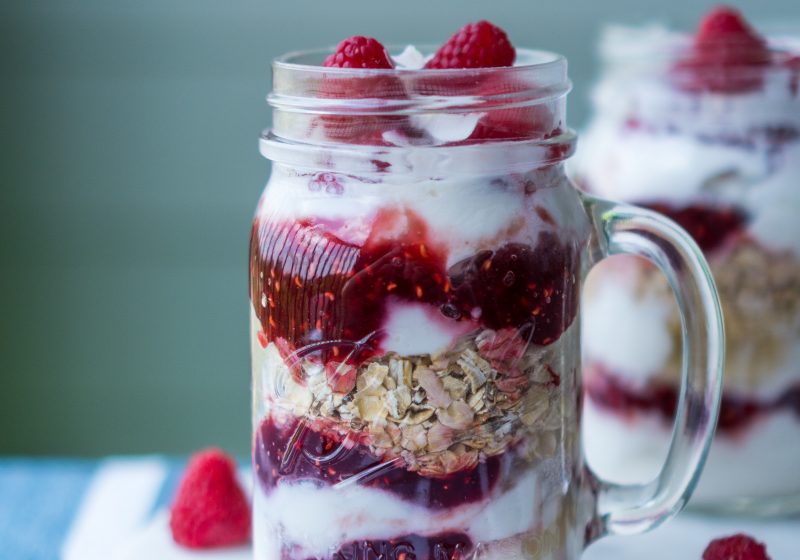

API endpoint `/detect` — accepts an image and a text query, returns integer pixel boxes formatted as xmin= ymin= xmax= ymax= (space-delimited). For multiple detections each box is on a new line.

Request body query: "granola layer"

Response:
xmin=637 ymin=236 xmax=800 ymax=392
xmin=258 ymin=326 xmax=565 ymax=480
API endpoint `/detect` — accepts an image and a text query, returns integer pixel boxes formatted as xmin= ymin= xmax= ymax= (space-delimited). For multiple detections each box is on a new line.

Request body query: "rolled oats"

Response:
xmin=437 ymin=400 xmax=475 ymax=430
xmin=266 ymin=327 xmax=565 ymax=477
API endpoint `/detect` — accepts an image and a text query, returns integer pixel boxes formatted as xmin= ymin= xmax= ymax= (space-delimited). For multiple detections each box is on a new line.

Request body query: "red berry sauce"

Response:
xmin=586 ymin=362 xmax=800 ymax=434
xmin=642 ymin=202 xmax=746 ymax=253
xmin=254 ymin=416 xmax=506 ymax=510
xmin=250 ymin=209 xmax=580 ymax=364
xmin=287 ymin=532 xmax=472 ymax=560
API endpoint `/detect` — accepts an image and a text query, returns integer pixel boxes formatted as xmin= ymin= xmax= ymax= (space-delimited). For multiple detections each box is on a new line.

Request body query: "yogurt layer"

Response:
xmin=583 ymin=270 xmax=674 ymax=381
xmin=583 ymin=262 xmax=800 ymax=398
xmin=253 ymin=462 xmax=563 ymax=558
xmin=584 ymin=400 xmax=800 ymax=503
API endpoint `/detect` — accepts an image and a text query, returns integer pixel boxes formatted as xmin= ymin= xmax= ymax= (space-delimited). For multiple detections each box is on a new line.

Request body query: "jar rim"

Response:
xmin=598 ymin=24 xmax=796 ymax=72
xmin=259 ymin=128 xmax=577 ymax=175
xmin=273 ymin=46 xmax=567 ymax=76
xmin=268 ymin=47 xmax=572 ymax=114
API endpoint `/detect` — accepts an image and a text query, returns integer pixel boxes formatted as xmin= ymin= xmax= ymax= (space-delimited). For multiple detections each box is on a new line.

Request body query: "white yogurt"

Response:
xmin=252 ymin=462 xmax=562 ymax=558
xmin=583 ymin=400 xmax=800 ymax=503
xmin=260 ymin=168 xmax=530 ymax=266
xmin=392 ymin=45 xmax=428 ymax=70
xmin=583 ymin=269 xmax=674 ymax=381
xmin=381 ymin=300 xmax=477 ymax=356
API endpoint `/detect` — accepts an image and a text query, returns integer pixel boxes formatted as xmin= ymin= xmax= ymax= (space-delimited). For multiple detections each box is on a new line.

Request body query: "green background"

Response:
xmin=1 ymin=0 xmax=794 ymax=456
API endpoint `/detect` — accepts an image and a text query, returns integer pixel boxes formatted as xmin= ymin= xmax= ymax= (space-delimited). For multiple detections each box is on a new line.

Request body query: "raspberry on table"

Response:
xmin=169 ymin=449 xmax=250 ymax=549
xmin=323 ymin=36 xmax=394 ymax=69
xmin=702 ymin=533 xmax=771 ymax=560
xmin=425 ymin=20 xmax=515 ymax=69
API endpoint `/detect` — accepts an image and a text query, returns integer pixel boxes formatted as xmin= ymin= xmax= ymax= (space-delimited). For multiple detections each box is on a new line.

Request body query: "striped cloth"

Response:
xmin=0 ymin=457 xmax=188 ymax=560
xmin=2 ymin=457 xmax=798 ymax=559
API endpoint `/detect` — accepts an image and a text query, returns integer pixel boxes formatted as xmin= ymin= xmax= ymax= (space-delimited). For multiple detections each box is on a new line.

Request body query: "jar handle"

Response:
xmin=581 ymin=193 xmax=725 ymax=540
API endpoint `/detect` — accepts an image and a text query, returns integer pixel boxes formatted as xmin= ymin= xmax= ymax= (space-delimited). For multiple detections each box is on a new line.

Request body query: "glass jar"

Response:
xmin=576 ymin=25 xmax=800 ymax=515
xmin=250 ymin=47 xmax=725 ymax=559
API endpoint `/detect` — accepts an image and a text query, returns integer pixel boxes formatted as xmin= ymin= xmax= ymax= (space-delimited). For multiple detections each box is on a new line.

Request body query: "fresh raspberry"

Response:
xmin=696 ymin=6 xmax=762 ymax=46
xmin=468 ymin=74 xmax=559 ymax=141
xmin=323 ymin=36 xmax=394 ymax=69
xmin=319 ymin=36 xmax=407 ymax=144
xmin=703 ymin=533 xmax=771 ymax=560
xmin=170 ymin=449 xmax=250 ymax=549
xmin=674 ymin=6 xmax=771 ymax=92
xmin=425 ymin=21 xmax=515 ymax=69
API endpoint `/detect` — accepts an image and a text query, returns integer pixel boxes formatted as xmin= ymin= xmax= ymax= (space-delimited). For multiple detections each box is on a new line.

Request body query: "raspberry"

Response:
xmin=323 ymin=36 xmax=394 ymax=69
xmin=169 ymin=449 xmax=250 ymax=549
xmin=319 ymin=36 xmax=406 ymax=144
xmin=468 ymin=74 xmax=559 ymax=141
xmin=703 ymin=533 xmax=771 ymax=560
xmin=425 ymin=21 xmax=515 ymax=69
xmin=674 ymin=6 xmax=771 ymax=92
xmin=696 ymin=6 xmax=763 ymax=47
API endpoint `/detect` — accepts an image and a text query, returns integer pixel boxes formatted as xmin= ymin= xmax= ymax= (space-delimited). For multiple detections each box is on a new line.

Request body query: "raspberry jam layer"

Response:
xmin=249 ymin=210 xmax=579 ymax=362
xmin=290 ymin=532 xmax=472 ymax=560
xmin=254 ymin=416 xmax=505 ymax=510
xmin=585 ymin=363 xmax=800 ymax=433
xmin=642 ymin=203 xmax=746 ymax=254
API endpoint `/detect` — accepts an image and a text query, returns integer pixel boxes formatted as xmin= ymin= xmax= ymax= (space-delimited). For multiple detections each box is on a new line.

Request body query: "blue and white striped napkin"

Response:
xmin=0 ymin=457 xmax=245 ymax=560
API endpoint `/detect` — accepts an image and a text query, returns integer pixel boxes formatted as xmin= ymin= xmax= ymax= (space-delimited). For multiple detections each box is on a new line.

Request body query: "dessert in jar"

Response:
xmin=575 ymin=6 xmax=800 ymax=513
xmin=250 ymin=22 xmax=724 ymax=559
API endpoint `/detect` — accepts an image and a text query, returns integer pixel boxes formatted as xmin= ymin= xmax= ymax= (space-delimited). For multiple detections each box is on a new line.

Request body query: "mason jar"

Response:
xmin=250 ymin=46 xmax=724 ymax=559
xmin=576 ymin=25 xmax=800 ymax=515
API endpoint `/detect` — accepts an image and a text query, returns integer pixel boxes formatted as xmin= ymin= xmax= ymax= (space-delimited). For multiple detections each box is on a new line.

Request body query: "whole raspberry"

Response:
xmin=694 ymin=6 xmax=770 ymax=65
xmin=703 ymin=533 xmax=771 ymax=560
xmin=468 ymin=73 xmax=558 ymax=141
xmin=319 ymin=36 xmax=406 ymax=144
xmin=425 ymin=21 xmax=515 ymax=69
xmin=697 ymin=6 xmax=760 ymax=43
xmin=674 ymin=6 xmax=771 ymax=93
xmin=323 ymin=36 xmax=394 ymax=69
xmin=170 ymin=449 xmax=250 ymax=549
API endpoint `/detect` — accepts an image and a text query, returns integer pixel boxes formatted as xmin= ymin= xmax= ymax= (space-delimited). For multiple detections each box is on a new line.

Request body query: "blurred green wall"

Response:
xmin=1 ymin=0 xmax=794 ymax=456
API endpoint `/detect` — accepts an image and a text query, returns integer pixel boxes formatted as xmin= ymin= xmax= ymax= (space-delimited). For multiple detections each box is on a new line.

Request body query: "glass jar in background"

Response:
xmin=249 ymin=46 xmax=724 ymax=559
xmin=575 ymin=21 xmax=800 ymax=515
